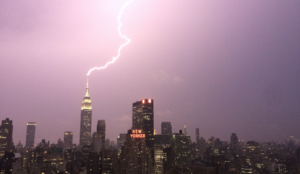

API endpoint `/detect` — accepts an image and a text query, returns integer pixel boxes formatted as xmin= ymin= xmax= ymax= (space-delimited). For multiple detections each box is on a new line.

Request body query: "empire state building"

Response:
xmin=80 ymin=85 xmax=92 ymax=148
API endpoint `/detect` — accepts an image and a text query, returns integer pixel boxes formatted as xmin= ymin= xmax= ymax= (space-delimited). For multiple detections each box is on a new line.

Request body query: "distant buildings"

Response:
xmin=80 ymin=86 xmax=92 ymax=148
xmin=0 ymin=118 xmax=13 ymax=157
xmin=196 ymin=128 xmax=200 ymax=143
xmin=106 ymin=138 xmax=110 ymax=149
xmin=161 ymin=122 xmax=172 ymax=135
xmin=183 ymin=125 xmax=187 ymax=135
xmin=25 ymin=122 xmax=36 ymax=150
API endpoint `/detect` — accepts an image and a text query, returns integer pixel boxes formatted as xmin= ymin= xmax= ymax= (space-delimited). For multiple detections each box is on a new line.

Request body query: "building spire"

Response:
xmin=85 ymin=87 xmax=89 ymax=97
xmin=85 ymin=77 xmax=89 ymax=97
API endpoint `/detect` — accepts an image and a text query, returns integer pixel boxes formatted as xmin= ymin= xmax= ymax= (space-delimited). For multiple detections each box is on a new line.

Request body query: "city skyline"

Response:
xmin=1 ymin=0 xmax=300 ymax=145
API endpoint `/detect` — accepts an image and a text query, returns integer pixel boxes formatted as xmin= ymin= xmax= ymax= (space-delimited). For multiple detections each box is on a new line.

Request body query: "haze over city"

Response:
xmin=1 ymin=0 xmax=300 ymax=145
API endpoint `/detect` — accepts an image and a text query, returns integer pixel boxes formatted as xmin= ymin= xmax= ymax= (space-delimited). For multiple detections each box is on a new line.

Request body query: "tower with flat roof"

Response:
xmin=64 ymin=131 xmax=73 ymax=150
xmin=25 ymin=122 xmax=36 ymax=150
xmin=97 ymin=120 xmax=106 ymax=149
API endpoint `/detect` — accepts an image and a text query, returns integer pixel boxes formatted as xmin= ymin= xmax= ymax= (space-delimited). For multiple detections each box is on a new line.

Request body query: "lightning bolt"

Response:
xmin=86 ymin=0 xmax=132 ymax=83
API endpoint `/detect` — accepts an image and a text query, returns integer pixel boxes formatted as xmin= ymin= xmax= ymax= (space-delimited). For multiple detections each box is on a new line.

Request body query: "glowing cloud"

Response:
xmin=86 ymin=0 xmax=132 ymax=77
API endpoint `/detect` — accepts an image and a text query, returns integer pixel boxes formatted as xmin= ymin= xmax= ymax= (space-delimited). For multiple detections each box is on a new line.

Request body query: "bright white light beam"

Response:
xmin=87 ymin=0 xmax=132 ymax=79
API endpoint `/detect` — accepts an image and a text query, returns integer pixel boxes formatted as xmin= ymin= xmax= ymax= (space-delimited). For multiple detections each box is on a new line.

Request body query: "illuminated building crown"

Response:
xmin=81 ymin=87 xmax=92 ymax=110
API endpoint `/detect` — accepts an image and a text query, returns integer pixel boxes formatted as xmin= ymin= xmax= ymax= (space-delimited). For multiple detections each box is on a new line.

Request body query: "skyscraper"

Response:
xmin=183 ymin=125 xmax=187 ymax=135
xmin=64 ymin=131 xmax=73 ymax=150
xmin=0 ymin=118 xmax=13 ymax=157
xmin=231 ymin=133 xmax=238 ymax=154
xmin=132 ymin=99 xmax=154 ymax=164
xmin=25 ymin=122 xmax=36 ymax=150
xmin=161 ymin=122 xmax=172 ymax=135
xmin=80 ymin=86 xmax=92 ymax=148
xmin=196 ymin=128 xmax=200 ymax=143
xmin=97 ymin=120 xmax=105 ymax=149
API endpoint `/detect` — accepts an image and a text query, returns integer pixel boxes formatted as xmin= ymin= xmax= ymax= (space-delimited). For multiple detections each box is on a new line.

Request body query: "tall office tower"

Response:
xmin=64 ymin=131 xmax=73 ymax=150
xmin=231 ymin=133 xmax=238 ymax=154
xmin=161 ymin=122 xmax=172 ymax=135
xmin=171 ymin=130 xmax=192 ymax=168
xmin=183 ymin=125 xmax=187 ymax=135
xmin=25 ymin=122 xmax=36 ymax=150
xmin=80 ymin=86 xmax=92 ymax=149
xmin=132 ymin=99 xmax=154 ymax=164
xmin=97 ymin=120 xmax=106 ymax=149
xmin=0 ymin=118 xmax=13 ymax=157
xmin=196 ymin=128 xmax=200 ymax=143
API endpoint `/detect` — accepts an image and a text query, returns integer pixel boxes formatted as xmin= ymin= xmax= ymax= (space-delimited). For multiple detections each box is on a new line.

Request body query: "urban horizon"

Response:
xmin=1 ymin=1 xmax=300 ymax=173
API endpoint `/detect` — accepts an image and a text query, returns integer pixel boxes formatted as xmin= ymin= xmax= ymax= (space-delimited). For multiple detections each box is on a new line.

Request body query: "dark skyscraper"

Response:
xmin=132 ymin=99 xmax=154 ymax=163
xmin=25 ymin=122 xmax=36 ymax=150
xmin=64 ymin=131 xmax=73 ymax=150
xmin=97 ymin=120 xmax=105 ymax=149
xmin=80 ymin=86 xmax=92 ymax=148
xmin=196 ymin=128 xmax=199 ymax=143
xmin=231 ymin=133 xmax=238 ymax=154
xmin=0 ymin=118 xmax=13 ymax=157
xmin=161 ymin=122 xmax=172 ymax=135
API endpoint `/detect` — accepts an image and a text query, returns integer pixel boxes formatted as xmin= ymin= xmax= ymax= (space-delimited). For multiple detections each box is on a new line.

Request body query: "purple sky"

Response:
xmin=1 ymin=0 xmax=300 ymax=145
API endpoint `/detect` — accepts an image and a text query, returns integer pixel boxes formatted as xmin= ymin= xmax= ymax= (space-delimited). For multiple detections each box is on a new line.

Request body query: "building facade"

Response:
xmin=80 ymin=86 xmax=92 ymax=148
xmin=171 ymin=130 xmax=192 ymax=168
xmin=120 ymin=129 xmax=154 ymax=174
xmin=64 ymin=131 xmax=73 ymax=150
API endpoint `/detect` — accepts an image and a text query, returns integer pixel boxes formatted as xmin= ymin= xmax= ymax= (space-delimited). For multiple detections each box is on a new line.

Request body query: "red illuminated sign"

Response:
xmin=130 ymin=129 xmax=145 ymax=138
